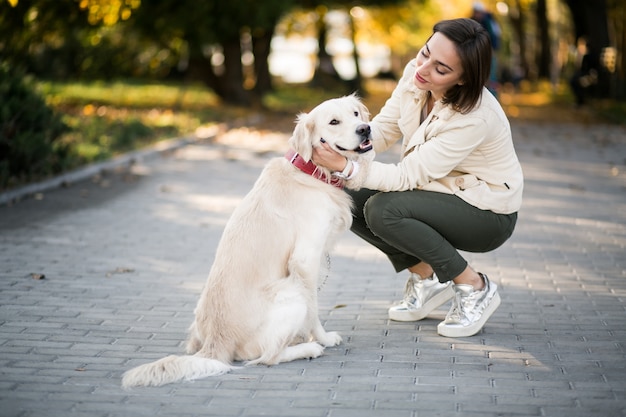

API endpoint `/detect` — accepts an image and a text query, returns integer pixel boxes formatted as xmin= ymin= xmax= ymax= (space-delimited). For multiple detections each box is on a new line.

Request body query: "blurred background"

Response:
xmin=1 ymin=0 xmax=625 ymax=190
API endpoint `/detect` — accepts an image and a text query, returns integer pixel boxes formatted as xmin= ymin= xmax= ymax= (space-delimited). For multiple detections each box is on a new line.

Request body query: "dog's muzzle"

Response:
xmin=355 ymin=124 xmax=373 ymax=153
xmin=335 ymin=124 xmax=373 ymax=154
xmin=355 ymin=139 xmax=373 ymax=153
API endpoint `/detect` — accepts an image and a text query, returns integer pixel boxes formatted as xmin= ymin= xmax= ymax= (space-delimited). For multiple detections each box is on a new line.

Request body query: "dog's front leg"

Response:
xmin=290 ymin=220 xmax=344 ymax=349
xmin=288 ymin=256 xmax=342 ymax=348
xmin=303 ymin=271 xmax=342 ymax=347
xmin=312 ymin=319 xmax=342 ymax=347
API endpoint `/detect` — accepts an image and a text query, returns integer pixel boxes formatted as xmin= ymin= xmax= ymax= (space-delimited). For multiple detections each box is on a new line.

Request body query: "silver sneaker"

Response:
xmin=388 ymin=273 xmax=454 ymax=321
xmin=437 ymin=273 xmax=501 ymax=337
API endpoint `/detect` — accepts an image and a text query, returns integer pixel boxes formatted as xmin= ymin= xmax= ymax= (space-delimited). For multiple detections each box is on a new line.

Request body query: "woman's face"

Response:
xmin=414 ymin=32 xmax=464 ymax=101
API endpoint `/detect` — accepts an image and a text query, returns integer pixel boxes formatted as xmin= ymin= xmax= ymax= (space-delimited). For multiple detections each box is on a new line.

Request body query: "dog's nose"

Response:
xmin=356 ymin=124 xmax=371 ymax=139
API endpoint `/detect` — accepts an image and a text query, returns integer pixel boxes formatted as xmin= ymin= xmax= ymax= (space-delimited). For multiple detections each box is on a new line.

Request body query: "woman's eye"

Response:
xmin=330 ymin=119 xmax=339 ymax=125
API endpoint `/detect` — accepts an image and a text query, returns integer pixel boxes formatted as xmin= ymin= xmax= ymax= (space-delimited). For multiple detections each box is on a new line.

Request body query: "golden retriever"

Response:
xmin=122 ymin=95 xmax=374 ymax=387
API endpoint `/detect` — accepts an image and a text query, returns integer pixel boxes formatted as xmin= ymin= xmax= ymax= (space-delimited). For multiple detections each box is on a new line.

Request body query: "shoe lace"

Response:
xmin=448 ymin=285 xmax=488 ymax=322
xmin=447 ymin=291 xmax=465 ymax=320
xmin=403 ymin=275 xmax=419 ymax=303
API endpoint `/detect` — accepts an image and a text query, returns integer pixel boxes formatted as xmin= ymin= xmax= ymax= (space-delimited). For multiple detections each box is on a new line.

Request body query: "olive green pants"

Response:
xmin=348 ymin=188 xmax=518 ymax=282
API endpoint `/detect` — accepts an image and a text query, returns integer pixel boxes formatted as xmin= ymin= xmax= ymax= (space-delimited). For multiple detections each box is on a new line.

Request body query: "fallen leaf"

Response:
xmin=106 ymin=267 xmax=135 ymax=277
xmin=30 ymin=273 xmax=46 ymax=280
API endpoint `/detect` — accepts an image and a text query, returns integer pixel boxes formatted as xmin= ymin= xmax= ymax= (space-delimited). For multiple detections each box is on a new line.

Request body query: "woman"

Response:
xmin=312 ymin=18 xmax=523 ymax=338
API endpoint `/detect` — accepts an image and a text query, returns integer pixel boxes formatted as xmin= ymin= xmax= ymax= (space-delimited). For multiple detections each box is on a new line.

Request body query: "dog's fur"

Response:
xmin=121 ymin=95 xmax=374 ymax=388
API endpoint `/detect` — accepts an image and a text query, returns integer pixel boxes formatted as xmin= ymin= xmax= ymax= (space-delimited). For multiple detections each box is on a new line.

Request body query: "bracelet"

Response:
xmin=332 ymin=158 xmax=353 ymax=180
xmin=346 ymin=160 xmax=359 ymax=180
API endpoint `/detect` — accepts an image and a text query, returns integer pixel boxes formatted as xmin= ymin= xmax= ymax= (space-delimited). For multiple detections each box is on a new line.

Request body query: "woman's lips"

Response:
xmin=415 ymin=72 xmax=427 ymax=84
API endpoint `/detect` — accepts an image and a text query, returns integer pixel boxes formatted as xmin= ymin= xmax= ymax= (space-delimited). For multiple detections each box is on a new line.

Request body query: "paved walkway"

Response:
xmin=1 ymin=119 xmax=625 ymax=417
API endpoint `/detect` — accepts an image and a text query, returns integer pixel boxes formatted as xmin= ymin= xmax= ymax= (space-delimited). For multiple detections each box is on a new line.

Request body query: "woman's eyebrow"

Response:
xmin=425 ymin=43 xmax=455 ymax=72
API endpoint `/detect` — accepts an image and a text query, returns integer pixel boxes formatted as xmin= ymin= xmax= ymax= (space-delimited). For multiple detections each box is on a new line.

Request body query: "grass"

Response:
xmin=40 ymin=80 xmax=225 ymax=164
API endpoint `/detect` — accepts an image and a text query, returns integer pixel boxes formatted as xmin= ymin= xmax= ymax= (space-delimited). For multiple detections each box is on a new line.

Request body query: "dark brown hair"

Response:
xmin=431 ymin=18 xmax=492 ymax=113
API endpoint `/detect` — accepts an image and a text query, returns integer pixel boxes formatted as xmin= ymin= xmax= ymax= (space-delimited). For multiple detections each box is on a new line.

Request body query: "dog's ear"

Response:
xmin=289 ymin=112 xmax=315 ymax=162
xmin=349 ymin=93 xmax=370 ymax=122
xmin=357 ymin=100 xmax=370 ymax=123
xmin=356 ymin=100 xmax=370 ymax=122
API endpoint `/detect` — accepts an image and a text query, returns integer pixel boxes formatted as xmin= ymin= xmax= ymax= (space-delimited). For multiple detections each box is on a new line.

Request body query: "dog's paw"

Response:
xmin=307 ymin=342 xmax=326 ymax=359
xmin=318 ymin=331 xmax=342 ymax=347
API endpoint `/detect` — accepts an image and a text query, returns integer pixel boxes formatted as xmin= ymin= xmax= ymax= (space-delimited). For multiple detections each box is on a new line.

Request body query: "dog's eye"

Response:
xmin=354 ymin=111 xmax=359 ymax=117
xmin=329 ymin=119 xmax=340 ymax=125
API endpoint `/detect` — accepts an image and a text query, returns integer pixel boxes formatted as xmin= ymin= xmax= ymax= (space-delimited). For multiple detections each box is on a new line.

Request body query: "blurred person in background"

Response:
xmin=471 ymin=2 xmax=501 ymax=97
xmin=569 ymin=37 xmax=599 ymax=107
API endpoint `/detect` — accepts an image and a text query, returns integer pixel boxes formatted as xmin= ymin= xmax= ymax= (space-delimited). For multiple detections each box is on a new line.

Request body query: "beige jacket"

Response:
xmin=363 ymin=59 xmax=523 ymax=214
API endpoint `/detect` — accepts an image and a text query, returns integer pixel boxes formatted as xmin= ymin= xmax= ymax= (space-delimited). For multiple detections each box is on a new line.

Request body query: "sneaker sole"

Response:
xmin=388 ymin=284 xmax=455 ymax=322
xmin=436 ymin=291 xmax=501 ymax=337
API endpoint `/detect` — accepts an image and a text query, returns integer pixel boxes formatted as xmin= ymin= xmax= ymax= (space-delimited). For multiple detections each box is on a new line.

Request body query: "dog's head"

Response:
xmin=289 ymin=94 xmax=373 ymax=163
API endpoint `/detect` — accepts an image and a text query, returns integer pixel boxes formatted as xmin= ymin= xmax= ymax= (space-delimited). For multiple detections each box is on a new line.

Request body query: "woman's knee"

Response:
xmin=347 ymin=188 xmax=377 ymax=219
xmin=363 ymin=192 xmax=395 ymax=235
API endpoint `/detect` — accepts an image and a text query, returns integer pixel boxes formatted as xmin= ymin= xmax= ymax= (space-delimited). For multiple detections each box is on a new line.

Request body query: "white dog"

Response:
xmin=122 ymin=95 xmax=374 ymax=388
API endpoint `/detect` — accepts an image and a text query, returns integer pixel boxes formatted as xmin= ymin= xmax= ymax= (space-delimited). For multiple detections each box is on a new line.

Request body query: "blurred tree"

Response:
xmin=606 ymin=0 xmax=625 ymax=98
xmin=504 ymin=0 xmax=530 ymax=80
xmin=0 ymin=0 xmax=158 ymax=79
xmin=311 ymin=5 xmax=343 ymax=89
xmin=0 ymin=0 xmax=88 ymax=77
xmin=294 ymin=0 xmax=407 ymax=95
xmin=535 ymin=0 xmax=550 ymax=78
xmin=77 ymin=0 xmax=141 ymax=26
xmin=130 ymin=0 xmax=299 ymax=105
xmin=563 ymin=0 xmax=612 ymax=97
xmin=1 ymin=0 xmax=297 ymax=105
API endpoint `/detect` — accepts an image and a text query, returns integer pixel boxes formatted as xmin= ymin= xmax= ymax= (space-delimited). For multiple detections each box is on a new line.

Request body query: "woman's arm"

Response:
xmin=360 ymin=116 xmax=488 ymax=191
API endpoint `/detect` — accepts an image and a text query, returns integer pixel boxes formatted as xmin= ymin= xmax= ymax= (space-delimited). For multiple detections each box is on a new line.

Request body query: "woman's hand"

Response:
xmin=312 ymin=140 xmax=349 ymax=172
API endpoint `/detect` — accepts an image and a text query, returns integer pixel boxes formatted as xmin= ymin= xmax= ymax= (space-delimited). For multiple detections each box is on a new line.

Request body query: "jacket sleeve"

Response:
xmin=362 ymin=116 xmax=488 ymax=192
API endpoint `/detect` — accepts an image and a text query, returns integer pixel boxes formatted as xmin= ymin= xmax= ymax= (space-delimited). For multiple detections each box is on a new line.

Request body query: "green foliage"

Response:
xmin=0 ymin=66 xmax=70 ymax=189
xmin=262 ymin=84 xmax=347 ymax=112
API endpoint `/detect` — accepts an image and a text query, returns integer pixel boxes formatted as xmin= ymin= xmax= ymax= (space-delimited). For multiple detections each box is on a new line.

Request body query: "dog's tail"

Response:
xmin=121 ymin=354 xmax=234 ymax=388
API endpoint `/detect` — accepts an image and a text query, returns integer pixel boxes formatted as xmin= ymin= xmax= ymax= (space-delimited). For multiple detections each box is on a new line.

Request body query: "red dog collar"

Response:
xmin=285 ymin=149 xmax=344 ymax=189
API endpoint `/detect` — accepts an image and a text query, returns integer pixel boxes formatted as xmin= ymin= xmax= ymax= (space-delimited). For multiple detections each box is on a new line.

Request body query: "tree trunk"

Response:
xmin=348 ymin=12 xmax=364 ymax=96
xmin=535 ymin=0 xmax=551 ymax=79
xmin=186 ymin=46 xmax=222 ymax=96
xmin=252 ymin=28 xmax=275 ymax=96
xmin=508 ymin=0 xmax=530 ymax=81
xmin=312 ymin=9 xmax=341 ymax=89
xmin=220 ymin=37 xmax=251 ymax=106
